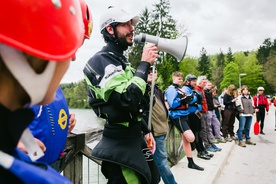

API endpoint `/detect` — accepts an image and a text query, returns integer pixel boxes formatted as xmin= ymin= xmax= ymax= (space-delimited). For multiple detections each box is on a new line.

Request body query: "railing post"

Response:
xmin=64 ymin=152 xmax=83 ymax=184
xmin=63 ymin=132 xmax=85 ymax=184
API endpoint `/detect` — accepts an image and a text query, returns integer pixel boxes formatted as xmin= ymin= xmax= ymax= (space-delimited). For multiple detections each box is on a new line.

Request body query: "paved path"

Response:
xmin=165 ymin=105 xmax=276 ymax=184
xmin=215 ymin=105 xmax=276 ymax=184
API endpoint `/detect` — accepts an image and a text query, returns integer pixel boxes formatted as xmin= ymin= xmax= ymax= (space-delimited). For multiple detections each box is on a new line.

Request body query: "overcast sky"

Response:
xmin=61 ymin=0 xmax=276 ymax=83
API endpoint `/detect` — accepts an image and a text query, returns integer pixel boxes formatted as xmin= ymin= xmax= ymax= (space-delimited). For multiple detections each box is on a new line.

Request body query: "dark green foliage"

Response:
xmin=242 ymin=57 xmax=264 ymax=94
xmin=219 ymin=62 xmax=240 ymax=90
xmin=61 ymin=80 xmax=90 ymax=109
xmin=256 ymin=38 xmax=274 ymax=65
xmin=217 ymin=50 xmax=226 ymax=68
xmin=197 ymin=47 xmax=211 ymax=79
xmin=212 ymin=50 xmax=225 ymax=87
xmin=264 ymin=50 xmax=276 ymax=92
xmin=226 ymin=47 xmax=234 ymax=65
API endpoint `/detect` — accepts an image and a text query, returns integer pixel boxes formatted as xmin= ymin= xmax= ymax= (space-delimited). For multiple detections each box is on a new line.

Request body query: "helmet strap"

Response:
xmin=103 ymin=23 xmax=119 ymax=43
xmin=111 ymin=24 xmax=119 ymax=43
xmin=0 ymin=44 xmax=56 ymax=106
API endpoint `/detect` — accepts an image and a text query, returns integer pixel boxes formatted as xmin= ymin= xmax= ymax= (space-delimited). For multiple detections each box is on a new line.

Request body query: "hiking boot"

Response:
xmin=203 ymin=150 xmax=214 ymax=157
xmin=225 ymin=137 xmax=233 ymax=142
xmin=212 ymin=144 xmax=222 ymax=151
xmin=238 ymin=141 xmax=246 ymax=147
xmin=218 ymin=138 xmax=227 ymax=143
xmin=213 ymin=139 xmax=219 ymax=144
xmin=246 ymin=139 xmax=256 ymax=145
xmin=188 ymin=162 xmax=204 ymax=171
xmin=206 ymin=146 xmax=217 ymax=152
xmin=197 ymin=152 xmax=211 ymax=160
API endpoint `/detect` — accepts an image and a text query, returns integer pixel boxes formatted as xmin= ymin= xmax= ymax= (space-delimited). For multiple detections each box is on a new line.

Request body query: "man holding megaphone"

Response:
xmin=83 ymin=6 xmax=160 ymax=184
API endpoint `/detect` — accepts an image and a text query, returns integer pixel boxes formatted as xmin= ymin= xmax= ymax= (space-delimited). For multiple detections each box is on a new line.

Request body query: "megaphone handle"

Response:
xmin=147 ymin=65 xmax=156 ymax=132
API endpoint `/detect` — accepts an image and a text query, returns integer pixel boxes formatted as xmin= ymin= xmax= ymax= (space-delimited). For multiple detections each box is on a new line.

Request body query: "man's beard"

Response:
xmin=117 ymin=32 xmax=133 ymax=50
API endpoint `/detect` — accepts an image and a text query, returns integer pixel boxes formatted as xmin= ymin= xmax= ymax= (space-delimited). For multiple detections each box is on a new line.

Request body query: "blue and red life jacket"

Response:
xmin=29 ymin=87 xmax=69 ymax=164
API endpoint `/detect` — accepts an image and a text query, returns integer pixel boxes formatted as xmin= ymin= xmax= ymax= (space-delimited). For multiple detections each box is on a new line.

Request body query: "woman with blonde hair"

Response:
xmin=221 ymin=85 xmax=238 ymax=142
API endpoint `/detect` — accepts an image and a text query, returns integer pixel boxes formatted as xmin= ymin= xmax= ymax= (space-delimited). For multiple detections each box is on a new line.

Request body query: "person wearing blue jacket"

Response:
xmin=28 ymin=87 xmax=76 ymax=171
xmin=183 ymin=74 xmax=214 ymax=160
xmin=165 ymin=72 xmax=204 ymax=171
xmin=17 ymin=87 xmax=76 ymax=172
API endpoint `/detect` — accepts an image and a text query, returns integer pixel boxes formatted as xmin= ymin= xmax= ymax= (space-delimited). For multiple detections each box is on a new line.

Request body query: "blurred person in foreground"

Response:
xmin=83 ymin=6 xmax=160 ymax=184
xmin=17 ymin=0 xmax=92 ymax=171
xmin=0 ymin=0 xmax=85 ymax=183
xmin=17 ymin=87 xmax=77 ymax=171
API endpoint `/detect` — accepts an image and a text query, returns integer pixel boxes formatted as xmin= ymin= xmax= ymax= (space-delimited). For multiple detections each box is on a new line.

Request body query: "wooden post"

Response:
xmin=63 ymin=132 xmax=85 ymax=183
xmin=64 ymin=152 xmax=83 ymax=184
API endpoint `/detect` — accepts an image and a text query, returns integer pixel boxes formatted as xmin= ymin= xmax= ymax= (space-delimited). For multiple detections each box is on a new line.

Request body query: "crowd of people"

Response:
xmin=1 ymin=1 xmax=276 ymax=183
xmin=0 ymin=0 xmax=90 ymax=183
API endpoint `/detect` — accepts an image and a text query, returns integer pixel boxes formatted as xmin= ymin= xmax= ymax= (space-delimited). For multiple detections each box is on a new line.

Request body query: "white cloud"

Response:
xmin=61 ymin=0 xmax=276 ymax=83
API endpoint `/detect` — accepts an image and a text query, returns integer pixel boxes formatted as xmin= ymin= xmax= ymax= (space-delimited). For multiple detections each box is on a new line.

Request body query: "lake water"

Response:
xmin=69 ymin=108 xmax=105 ymax=132
xmin=69 ymin=108 xmax=107 ymax=184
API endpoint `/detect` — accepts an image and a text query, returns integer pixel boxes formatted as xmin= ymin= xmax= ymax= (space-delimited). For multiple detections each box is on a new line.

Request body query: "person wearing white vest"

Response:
xmin=235 ymin=85 xmax=256 ymax=147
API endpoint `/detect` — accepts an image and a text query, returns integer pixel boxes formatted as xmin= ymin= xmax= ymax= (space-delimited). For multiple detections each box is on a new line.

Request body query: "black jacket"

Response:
xmin=204 ymin=89 xmax=215 ymax=111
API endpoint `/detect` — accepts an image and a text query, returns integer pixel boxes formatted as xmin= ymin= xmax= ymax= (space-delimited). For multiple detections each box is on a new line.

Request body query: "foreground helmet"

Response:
xmin=0 ymin=0 xmax=84 ymax=61
xmin=99 ymin=6 xmax=139 ymax=33
xmin=80 ymin=0 xmax=93 ymax=39
xmin=185 ymin=74 xmax=197 ymax=81
xmin=0 ymin=0 xmax=85 ymax=105
xmin=257 ymin=86 xmax=265 ymax=91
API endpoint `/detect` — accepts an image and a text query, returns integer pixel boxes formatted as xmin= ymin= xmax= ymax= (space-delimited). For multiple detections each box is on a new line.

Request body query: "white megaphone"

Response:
xmin=134 ymin=33 xmax=188 ymax=62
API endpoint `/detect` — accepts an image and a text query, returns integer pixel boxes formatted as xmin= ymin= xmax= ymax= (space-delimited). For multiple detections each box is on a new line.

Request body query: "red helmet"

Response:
xmin=80 ymin=0 xmax=93 ymax=39
xmin=0 ymin=0 xmax=84 ymax=61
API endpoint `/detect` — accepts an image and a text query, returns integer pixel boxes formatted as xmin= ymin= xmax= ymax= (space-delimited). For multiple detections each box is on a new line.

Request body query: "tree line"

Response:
xmin=61 ymin=0 xmax=276 ymax=109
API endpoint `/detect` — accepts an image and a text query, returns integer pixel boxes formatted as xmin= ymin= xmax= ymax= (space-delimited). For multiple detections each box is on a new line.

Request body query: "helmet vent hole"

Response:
xmin=51 ymin=0 xmax=62 ymax=9
xmin=70 ymin=6 xmax=76 ymax=15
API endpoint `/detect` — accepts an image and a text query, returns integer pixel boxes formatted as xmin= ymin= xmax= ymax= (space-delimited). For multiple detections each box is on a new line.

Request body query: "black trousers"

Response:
xmin=102 ymin=161 xmax=128 ymax=184
xmin=221 ymin=109 xmax=236 ymax=137
xmin=256 ymin=108 xmax=266 ymax=131
xmin=188 ymin=113 xmax=205 ymax=153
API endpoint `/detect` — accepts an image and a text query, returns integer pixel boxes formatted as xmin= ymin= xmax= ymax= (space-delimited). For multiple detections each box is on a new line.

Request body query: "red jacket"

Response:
xmin=194 ymin=86 xmax=208 ymax=113
xmin=253 ymin=94 xmax=269 ymax=111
